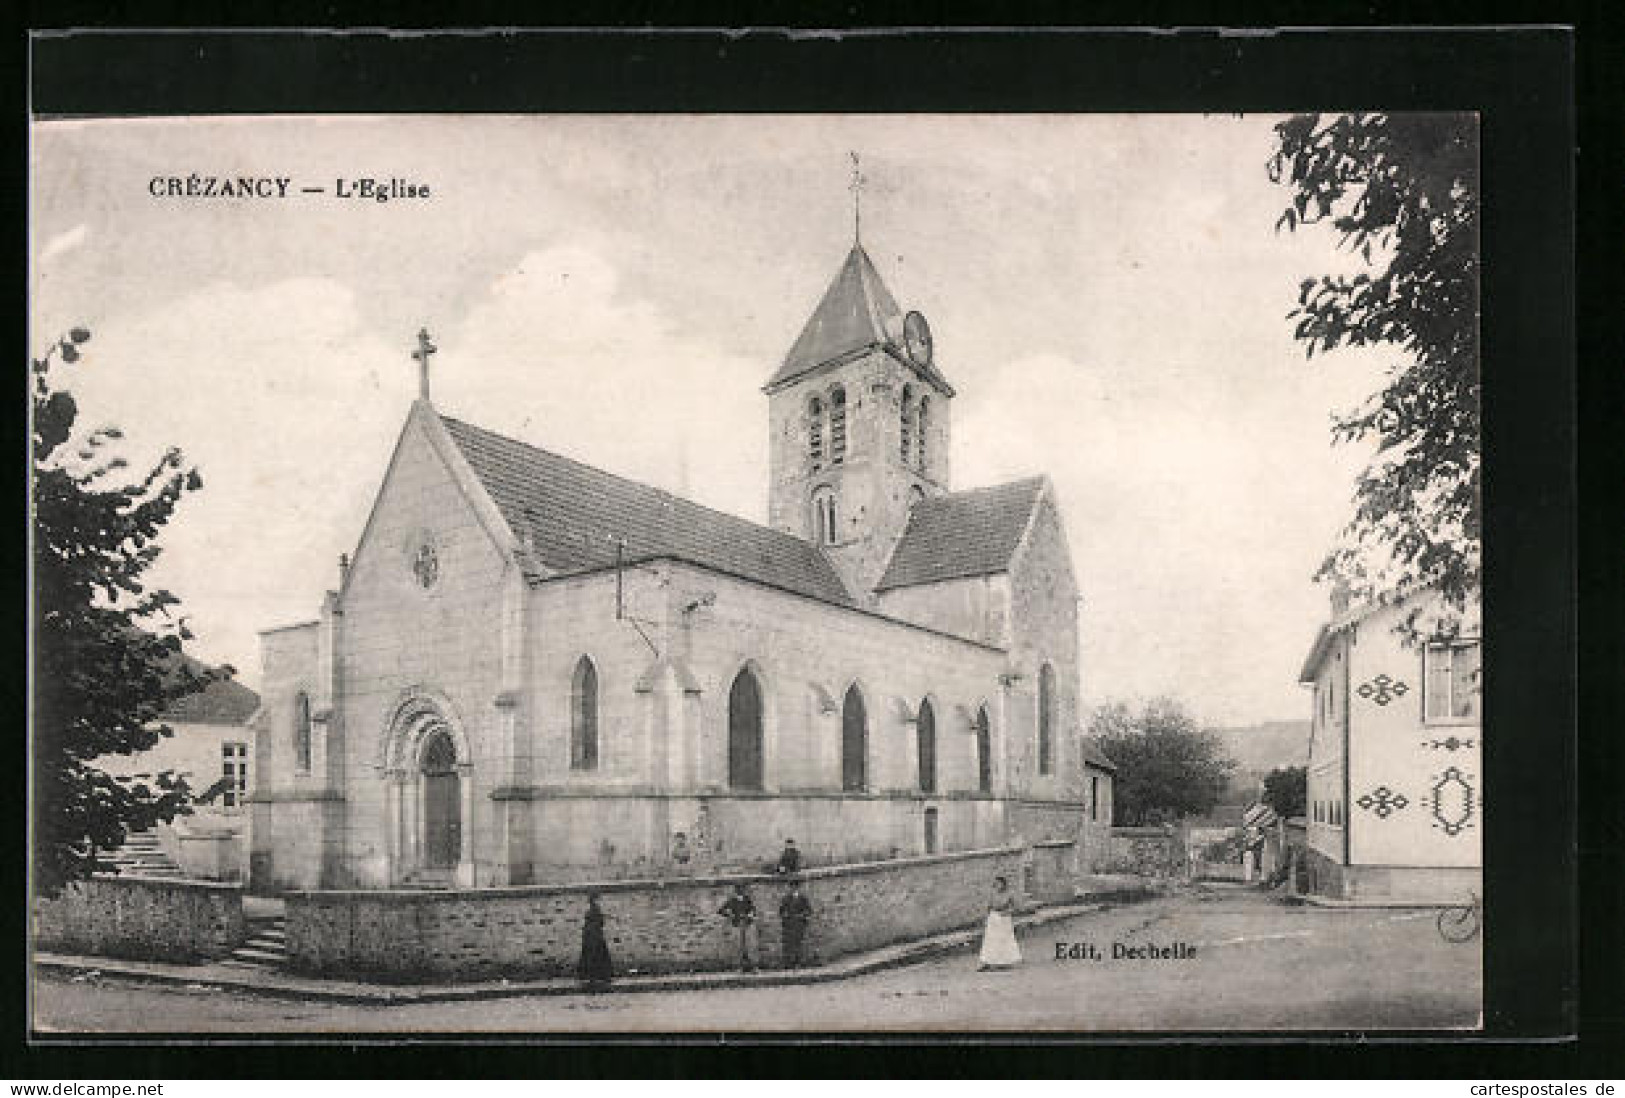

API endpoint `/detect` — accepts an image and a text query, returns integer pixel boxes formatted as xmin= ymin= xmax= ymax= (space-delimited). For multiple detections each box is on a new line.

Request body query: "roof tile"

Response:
xmin=876 ymin=477 xmax=1048 ymax=591
xmin=440 ymin=416 xmax=854 ymax=606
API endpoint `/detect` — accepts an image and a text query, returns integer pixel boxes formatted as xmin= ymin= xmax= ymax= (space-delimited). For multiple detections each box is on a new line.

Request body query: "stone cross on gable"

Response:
xmin=411 ymin=327 xmax=437 ymax=402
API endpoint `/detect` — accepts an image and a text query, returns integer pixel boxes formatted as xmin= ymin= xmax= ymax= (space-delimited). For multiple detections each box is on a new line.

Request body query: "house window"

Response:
xmin=924 ymin=806 xmax=939 ymax=854
xmin=900 ymin=384 xmax=915 ymax=462
xmin=811 ymin=487 xmax=838 ymax=546
xmin=829 ymin=386 xmax=847 ymax=464
xmin=807 ymin=396 xmax=825 ymax=467
xmin=1037 ymin=663 xmax=1056 ymax=776
xmin=917 ymin=698 xmax=937 ymax=794
xmin=1425 ymin=640 xmax=1481 ymax=723
xmin=571 ymin=656 xmax=599 ymax=770
xmin=293 ymin=692 xmax=312 ymax=773
xmin=221 ymin=741 xmax=248 ymax=808
xmin=1090 ymin=774 xmax=1100 ymax=821
xmin=916 ymin=396 xmax=930 ymax=470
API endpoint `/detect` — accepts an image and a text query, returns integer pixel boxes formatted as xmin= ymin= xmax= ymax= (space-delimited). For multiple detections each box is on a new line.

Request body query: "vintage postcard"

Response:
xmin=30 ymin=109 xmax=1484 ymax=1034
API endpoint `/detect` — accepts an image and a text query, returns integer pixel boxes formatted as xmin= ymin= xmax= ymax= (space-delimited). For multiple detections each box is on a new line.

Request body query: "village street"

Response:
xmin=33 ymin=886 xmax=1482 ymax=1034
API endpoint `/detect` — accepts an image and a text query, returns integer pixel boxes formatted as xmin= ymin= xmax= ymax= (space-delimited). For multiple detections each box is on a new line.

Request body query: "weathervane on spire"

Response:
xmin=848 ymin=151 xmax=866 ymax=244
xmin=411 ymin=327 xmax=437 ymax=402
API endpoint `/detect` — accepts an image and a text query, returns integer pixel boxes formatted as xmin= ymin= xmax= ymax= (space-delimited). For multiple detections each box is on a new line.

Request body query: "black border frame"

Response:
xmin=9 ymin=18 xmax=1604 ymax=1080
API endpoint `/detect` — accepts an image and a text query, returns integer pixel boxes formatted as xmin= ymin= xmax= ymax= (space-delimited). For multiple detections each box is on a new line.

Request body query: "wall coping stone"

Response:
xmin=488 ymin=786 xmax=1010 ymax=802
xmin=58 ymin=874 xmax=245 ymax=895
xmin=286 ymin=845 xmax=1026 ymax=903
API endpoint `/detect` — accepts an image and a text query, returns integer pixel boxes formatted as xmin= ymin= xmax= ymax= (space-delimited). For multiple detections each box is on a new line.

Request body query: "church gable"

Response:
xmin=342 ymin=404 xmax=516 ymax=602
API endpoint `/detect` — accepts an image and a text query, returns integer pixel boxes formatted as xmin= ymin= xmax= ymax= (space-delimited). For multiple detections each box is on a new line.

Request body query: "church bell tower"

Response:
xmin=764 ymin=241 xmax=955 ymax=601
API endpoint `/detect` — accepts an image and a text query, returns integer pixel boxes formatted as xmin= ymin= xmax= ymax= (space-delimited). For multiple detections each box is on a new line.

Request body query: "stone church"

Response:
xmin=250 ymin=239 xmax=1108 ymax=891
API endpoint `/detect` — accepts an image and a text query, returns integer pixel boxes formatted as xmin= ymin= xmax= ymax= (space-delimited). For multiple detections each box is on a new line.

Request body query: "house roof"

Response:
xmin=440 ymin=415 xmax=855 ymax=607
xmin=764 ymin=244 xmax=953 ymax=396
xmin=875 ymin=476 xmax=1049 ymax=592
xmin=1081 ymin=736 xmax=1118 ymax=772
xmin=159 ymin=676 xmax=260 ymax=726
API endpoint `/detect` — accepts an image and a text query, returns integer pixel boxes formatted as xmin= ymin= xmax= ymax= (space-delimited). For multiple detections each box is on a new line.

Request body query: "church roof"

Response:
xmin=875 ymin=476 xmax=1049 ymax=592
xmin=766 ymin=244 xmax=953 ymax=396
xmin=439 ymin=415 xmax=855 ymax=606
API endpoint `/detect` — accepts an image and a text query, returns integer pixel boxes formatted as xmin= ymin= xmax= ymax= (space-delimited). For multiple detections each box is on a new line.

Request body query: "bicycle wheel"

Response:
xmin=1437 ymin=906 xmax=1479 ymax=943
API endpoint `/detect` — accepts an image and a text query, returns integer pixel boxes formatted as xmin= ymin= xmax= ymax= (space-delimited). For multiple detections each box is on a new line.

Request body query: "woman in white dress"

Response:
xmin=978 ymin=875 xmax=1022 ymax=970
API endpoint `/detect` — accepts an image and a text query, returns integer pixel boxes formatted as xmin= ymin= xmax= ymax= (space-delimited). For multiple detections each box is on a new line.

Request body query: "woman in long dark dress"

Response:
xmin=577 ymin=893 xmax=613 ymax=990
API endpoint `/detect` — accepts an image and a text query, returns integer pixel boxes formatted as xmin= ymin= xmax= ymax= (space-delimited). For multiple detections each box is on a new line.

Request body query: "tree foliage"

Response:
xmin=1269 ymin=113 xmax=1480 ymax=611
xmin=1088 ymin=697 xmax=1236 ymax=827
xmin=32 ymin=328 xmax=221 ymax=897
xmin=1260 ymin=765 xmax=1307 ymax=818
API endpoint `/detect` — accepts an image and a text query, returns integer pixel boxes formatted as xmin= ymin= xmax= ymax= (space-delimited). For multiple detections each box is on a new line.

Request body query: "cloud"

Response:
xmin=439 ymin=244 xmax=767 ymax=521
xmin=39 ymin=223 xmax=87 ymax=264
xmin=63 ymin=278 xmax=407 ymax=688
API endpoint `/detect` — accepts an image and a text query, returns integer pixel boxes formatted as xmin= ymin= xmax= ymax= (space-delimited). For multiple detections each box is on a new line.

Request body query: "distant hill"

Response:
xmin=1211 ymin=720 xmax=1311 ymax=802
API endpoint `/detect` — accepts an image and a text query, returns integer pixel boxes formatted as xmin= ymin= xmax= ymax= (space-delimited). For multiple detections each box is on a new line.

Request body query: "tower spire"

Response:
xmin=411 ymin=327 xmax=437 ymax=402
xmin=848 ymin=151 xmax=866 ymax=245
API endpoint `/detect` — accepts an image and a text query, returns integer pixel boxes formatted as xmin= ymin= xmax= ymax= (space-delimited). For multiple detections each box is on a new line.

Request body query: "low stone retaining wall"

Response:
xmin=32 ymin=875 xmax=246 ymax=962
xmin=286 ymin=845 xmax=1030 ymax=981
xmin=1027 ymin=839 xmax=1079 ymax=902
xmin=1105 ymin=826 xmax=1184 ymax=878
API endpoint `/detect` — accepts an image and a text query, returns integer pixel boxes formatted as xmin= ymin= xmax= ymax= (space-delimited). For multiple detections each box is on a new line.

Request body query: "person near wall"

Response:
xmin=778 ymin=879 xmax=814 ymax=968
xmin=977 ymin=875 xmax=1022 ymax=971
xmin=719 ymin=883 xmax=759 ymax=973
xmin=774 ymin=838 xmax=802 ymax=875
xmin=577 ymin=893 xmax=614 ymax=991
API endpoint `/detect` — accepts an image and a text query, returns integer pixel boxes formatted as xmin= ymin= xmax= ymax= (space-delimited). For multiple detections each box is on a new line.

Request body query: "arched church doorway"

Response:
xmin=421 ymin=729 xmax=461 ymax=870
xmin=728 ymin=668 xmax=764 ymax=790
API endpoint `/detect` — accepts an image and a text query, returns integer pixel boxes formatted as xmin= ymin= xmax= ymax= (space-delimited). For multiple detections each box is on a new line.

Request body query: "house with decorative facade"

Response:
xmin=1298 ymin=586 xmax=1482 ymax=903
xmin=250 ymin=239 xmax=1109 ymax=892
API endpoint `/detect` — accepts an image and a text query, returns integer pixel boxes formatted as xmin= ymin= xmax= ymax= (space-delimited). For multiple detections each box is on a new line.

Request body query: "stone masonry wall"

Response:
xmin=1105 ymin=826 xmax=1184 ymax=878
xmin=1005 ymin=493 xmax=1084 ymax=804
xmin=286 ymin=845 xmax=1026 ymax=981
xmin=33 ymin=875 xmax=246 ymax=962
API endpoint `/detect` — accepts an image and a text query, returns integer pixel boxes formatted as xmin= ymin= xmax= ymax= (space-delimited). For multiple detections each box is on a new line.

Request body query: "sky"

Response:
xmin=30 ymin=114 xmax=1394 ymax=726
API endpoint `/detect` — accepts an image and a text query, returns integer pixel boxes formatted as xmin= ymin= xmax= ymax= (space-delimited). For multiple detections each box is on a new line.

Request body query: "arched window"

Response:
xmin=1037 ymin=663 xmax=1056 ymax=776
xmin=916 ymin=396 xmax=930 ymax=470
xmin=728 ymin=667 xmax=765 ymax=791
xmin=975 ymin=706 xmax=992 ymax=794
xmin=811 ymin=486 xmax=837 ymax=546
xmin=293 ymin=691 xmax=312 ymax=772
xmin=807 ymin=396 xmax=824 ymax=467
xmin=917 ymin=698 xmax=937 ymax=794
xmin=829 ymin=386 xmax=848 ymax=464
xmin=841 ymin=685 xmax=867 ymax=792
xmin=570 ymin=656 xmax=599 ymax=770
xmin=899 ymin=384 xmax=914 ymax=462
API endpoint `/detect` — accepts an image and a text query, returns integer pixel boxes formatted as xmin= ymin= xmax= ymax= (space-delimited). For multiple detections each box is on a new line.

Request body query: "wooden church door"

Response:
xmin=421 ymin=730 xmax=461 ymax=869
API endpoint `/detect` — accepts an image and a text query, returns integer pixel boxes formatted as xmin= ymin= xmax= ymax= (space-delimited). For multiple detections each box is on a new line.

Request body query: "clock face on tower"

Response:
xmin=903 ymin=310 xmax=933 ymax=369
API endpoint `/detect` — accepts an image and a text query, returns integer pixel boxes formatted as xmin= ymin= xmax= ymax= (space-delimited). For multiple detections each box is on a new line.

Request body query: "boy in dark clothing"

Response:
xmin=718 ymin=884 xmax=758 ymax=972
xmin=778 ymin=881 xmax=813 ymax=968
xmin=774 ymin=839 xmax=802 ymax=875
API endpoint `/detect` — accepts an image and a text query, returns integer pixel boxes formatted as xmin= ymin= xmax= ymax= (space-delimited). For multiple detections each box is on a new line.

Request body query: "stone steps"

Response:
xmin=220 ymin=917 xmax=287 ymax=972
xmin=105 ymin=831 xmax=185 ymax=879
